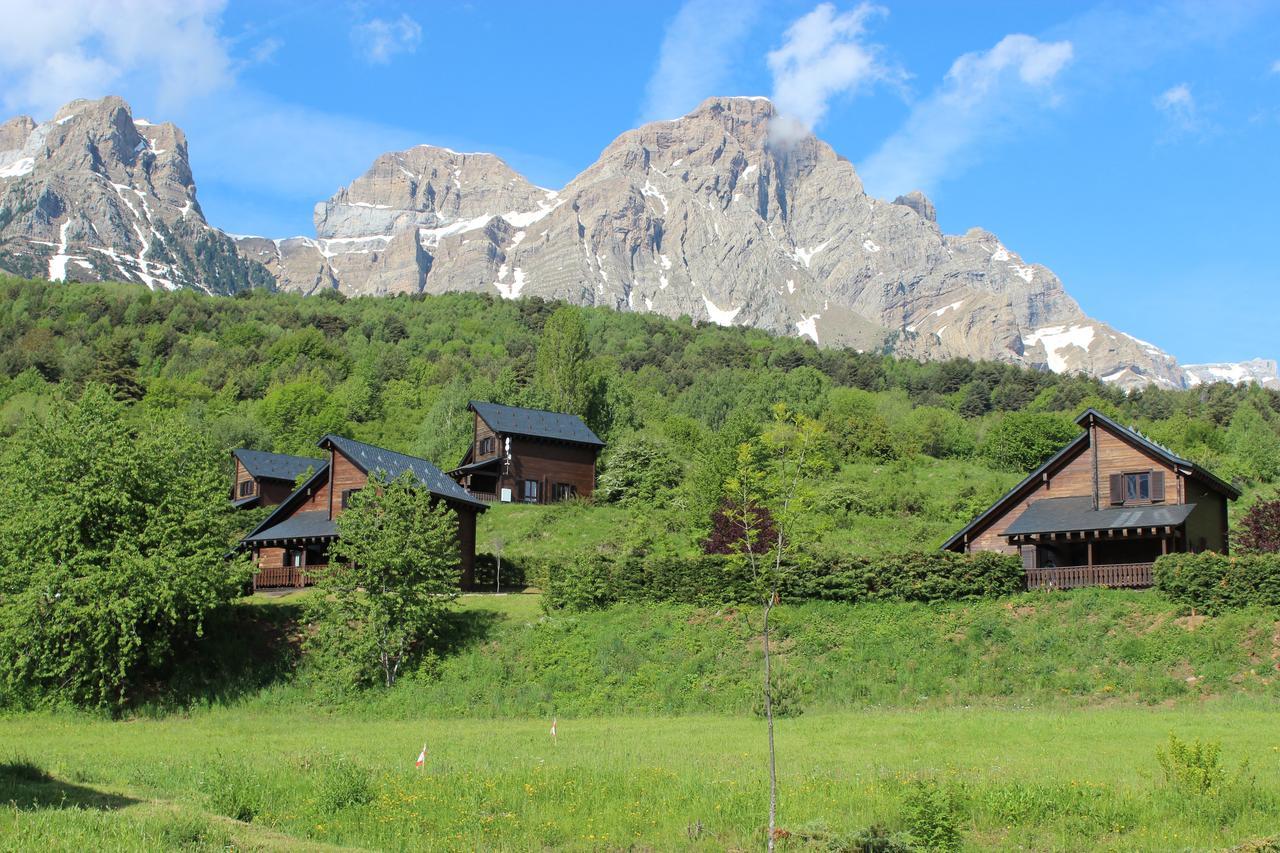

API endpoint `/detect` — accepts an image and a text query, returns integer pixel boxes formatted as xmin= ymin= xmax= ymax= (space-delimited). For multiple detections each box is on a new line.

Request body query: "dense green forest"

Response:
xmin=3 ymin=274 xmax=1280 ymax=562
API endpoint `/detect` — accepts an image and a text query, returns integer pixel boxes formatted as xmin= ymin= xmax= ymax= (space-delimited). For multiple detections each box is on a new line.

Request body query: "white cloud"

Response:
xmin=1271 ymin=59 xmax=1280 ymax=74
xmin=248 ymin=37 xmax=283 ymax=66
xmin=640 ymin=0 xmax=762 ymax=122
xmin=859 ymin=34 xmax=1073 ymax=197
xmin=766 ymin=2 xmax=899 ymax=144
xmin=351 ymin=14 xmax=422 ymax=65
xmin=1154 ymin=82 xmax=1201 ymax=136
xmin=0 ymin=0 xmax=232 ymax=116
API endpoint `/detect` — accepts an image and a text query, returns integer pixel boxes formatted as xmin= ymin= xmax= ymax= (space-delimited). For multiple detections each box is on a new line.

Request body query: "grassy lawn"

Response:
xmin=6 ymin=592 xmax=1280 ymax=850
xmin=2 ymin=705 xmax=1279 ymax=850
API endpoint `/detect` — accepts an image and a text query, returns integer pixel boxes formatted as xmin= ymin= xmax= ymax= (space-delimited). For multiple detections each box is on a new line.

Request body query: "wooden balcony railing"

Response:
xmin=252 ymin=564 xmax=324 ymax=591
xmin=1025 ymin=562 xmax=1153 ymax=591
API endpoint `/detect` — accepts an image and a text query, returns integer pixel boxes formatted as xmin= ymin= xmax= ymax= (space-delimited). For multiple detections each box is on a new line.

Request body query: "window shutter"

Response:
xmin=1108 ymin=473 xmax=1123 ymax=505
xmin=1020 ymin=545 xmax=1037 ymax=570
xmin=1151 ymin=470 xmax=1165 ymax=503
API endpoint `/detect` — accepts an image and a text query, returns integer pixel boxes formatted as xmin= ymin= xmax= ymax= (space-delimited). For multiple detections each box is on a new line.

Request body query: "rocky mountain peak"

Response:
xmin=893 ymin=190 xmax=937 ymax=223
xmin=0 ymin=96 xmax=268 ymax=293
xmin=2 ymin=95 xmax=1272 ymax=390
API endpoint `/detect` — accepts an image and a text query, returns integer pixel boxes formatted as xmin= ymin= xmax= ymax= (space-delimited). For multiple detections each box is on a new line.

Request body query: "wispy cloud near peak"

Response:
xmin=766 ymin=2 xmax=899 ymax=145
xmin=640 ymin=0 xmax=762 ymax=123
xmin=859 ymin=33 xmax=1072 ymax=198
xmin=351 ymin=14 xmax=422 ymax=65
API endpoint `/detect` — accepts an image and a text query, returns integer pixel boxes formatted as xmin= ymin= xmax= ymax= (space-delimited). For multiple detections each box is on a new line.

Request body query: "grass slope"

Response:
xmin=231 ymin=590 xmax=1280 ymax=717
xmin=2 ymin=707 xmax=1278 ymax=850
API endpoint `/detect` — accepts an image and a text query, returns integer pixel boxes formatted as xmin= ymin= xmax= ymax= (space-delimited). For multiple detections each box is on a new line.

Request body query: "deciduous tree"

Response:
xmin=308 ymin=473 xmax=460 ymax=689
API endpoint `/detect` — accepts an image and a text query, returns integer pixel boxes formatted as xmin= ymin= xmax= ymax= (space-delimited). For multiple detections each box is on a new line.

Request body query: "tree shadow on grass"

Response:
xmin=0 ymin=759 xmax=137 ymax=811
xmin=148 ymin=599 xmax=306 ymax=710
xmin=429 ymin=607 xmax=504 ymax=657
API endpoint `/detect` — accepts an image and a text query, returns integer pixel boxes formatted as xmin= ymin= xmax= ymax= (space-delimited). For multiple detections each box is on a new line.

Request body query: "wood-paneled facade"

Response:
xmin=448 ymin=402 xmax=604 ymax=504
xmin=230 ymin=449 xmax=320 ymax=509
xmin=239 ymin=435 xmax=486 ymax=590
xmin=944 ymin=409 xmax=1239 ymax=588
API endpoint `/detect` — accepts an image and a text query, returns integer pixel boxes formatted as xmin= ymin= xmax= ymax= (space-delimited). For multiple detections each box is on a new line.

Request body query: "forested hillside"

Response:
xmin=3 ymin=274 xmax=1280 ymax=561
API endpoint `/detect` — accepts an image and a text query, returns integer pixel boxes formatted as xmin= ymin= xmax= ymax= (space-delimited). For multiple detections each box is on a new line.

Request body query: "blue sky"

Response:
xmin=1 ymin=0 xmax=1278 ymax=364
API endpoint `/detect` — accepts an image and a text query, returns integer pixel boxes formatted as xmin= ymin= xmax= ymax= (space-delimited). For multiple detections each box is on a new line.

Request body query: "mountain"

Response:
xmin=238 ymin=96 xmax=1188 ymax=388
xmin=1184 ymin=358 xmax=1280 ymax=390
xmin=0 ymin=96 xmax=270 ymax=294
xmin=0 ymin=95 xmax=1270 ymax=390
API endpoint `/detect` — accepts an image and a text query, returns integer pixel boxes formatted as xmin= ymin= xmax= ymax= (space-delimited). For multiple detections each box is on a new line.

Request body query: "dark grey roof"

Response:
xmin=242 ymin=510 xmax=337 ymax=544
xmin=941 ymin=431 xmax=1090 ymax=551
xmin=234 ymin=448 xmax=323 ymax=483
xmin=449 ymin=457 xmax=501 ymax=475
xmin=231 ymin=495 xmax=261 ymax=509
xmin=1001 ymin=496 xmax=1198 ymax=537
xmin=321 ymin=434 xmax=486 ymax=509
xmin=239 ymin=463 xmax=331 ymax=548
xmin=469 ymin=401 xmax=604 ymax=447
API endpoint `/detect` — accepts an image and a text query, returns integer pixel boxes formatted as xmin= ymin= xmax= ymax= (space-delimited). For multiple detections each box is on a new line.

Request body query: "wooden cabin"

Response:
xmin=238 ymin=435 xmax=487 ymax=590
xmin=448 ymin=401 xmax=604 ymax=503
xmin=943 ymin=408 xmax=1240 ymax=589
xmin=230 ymin=448 xmax=321 ymax=509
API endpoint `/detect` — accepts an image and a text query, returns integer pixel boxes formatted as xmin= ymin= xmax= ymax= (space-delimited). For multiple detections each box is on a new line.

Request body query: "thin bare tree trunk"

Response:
xmin=763 ymin=593 xmax=777 ymax=852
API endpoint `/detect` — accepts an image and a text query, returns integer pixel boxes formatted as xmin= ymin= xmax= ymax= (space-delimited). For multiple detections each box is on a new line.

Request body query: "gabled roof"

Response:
xmin=320 ymin=434 xmax=487 ymax=509
xmin=233 ymin=448 xmax=323 ymax=483
xmin=942 ymin=407 xmax=1240 ymax=551
xmin=468 ymin=401 xmax=604 ymax=447
xmin=239 ymin=462 xmax=332 ymax=548
xmin=1001 ymin=495 xmax=1198 ymax=536
xmin=242 ymin=510 xmax=337 ymax=545
xmin=1074 ymin=408 xmax=1240 ymax=499
xmin=941 ymin=431 xmax=1090 ymax=551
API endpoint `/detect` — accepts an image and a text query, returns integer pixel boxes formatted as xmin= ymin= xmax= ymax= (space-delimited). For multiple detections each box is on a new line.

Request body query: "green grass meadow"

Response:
xmin=4 ymin=592 xmax=1280 ymax=850
xmin=3 ymin=706 xmax=1279 ymax=850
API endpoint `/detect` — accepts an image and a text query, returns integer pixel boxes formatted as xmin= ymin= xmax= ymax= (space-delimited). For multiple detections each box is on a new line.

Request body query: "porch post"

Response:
xmin=1087 ymin=540 xmax=1094 ymax=568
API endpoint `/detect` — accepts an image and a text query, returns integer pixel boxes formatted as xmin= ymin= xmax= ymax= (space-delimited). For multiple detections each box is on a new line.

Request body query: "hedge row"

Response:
xmin=540 ymin=550 xmax=1023 ymax=611
xmin=1153 ymin=552 xmax=1280 ymax=614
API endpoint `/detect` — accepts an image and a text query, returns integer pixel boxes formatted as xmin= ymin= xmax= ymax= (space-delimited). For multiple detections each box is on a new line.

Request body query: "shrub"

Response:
xmin=903 ymin=779 xmax=963 ymax=852
xmin=201 ymin=756 xmax=265 ymax=823
xmin=544 ymin=550 xmax=1022 ymax=611
xmin=1235 ymin=497 xmax=1280 ymax=553
xmin=1156 ymin=734 xmax=1224 ymax=795
xmin=1153 ymin=552 xmax=1280 ymax=614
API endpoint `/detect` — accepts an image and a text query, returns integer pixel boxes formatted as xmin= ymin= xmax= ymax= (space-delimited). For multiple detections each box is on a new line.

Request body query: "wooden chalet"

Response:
xmin=230 ymin=448 xmax=321 ymax=509
xmin=238 ymin=435 xmax=487 ymax=590
xmin=943 ymin=408 xmax=1240 ymax=589
xmin=447 ymin=401 xmax=604 ymax=503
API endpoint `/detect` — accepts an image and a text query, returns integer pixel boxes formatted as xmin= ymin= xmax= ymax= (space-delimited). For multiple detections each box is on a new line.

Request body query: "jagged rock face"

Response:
xmin=254 ymin=96 xmax=1185 ymax=387
xmin=5 ymin=96 xmax=1266 ymax=390
xmin=1184 ymin=359 xmax=1280 ymax=390
xmin=0 ymin=97 xmax=271 ymax=293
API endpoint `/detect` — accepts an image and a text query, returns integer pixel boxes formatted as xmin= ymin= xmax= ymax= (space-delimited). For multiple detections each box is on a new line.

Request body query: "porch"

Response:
xmin=1002 ymin=495 xmax=1197 ymax=590
xmin=1024 ymin=561 xmax=1153 ymax=590
xmin=252 ymin=563 xmax=325 ymax=591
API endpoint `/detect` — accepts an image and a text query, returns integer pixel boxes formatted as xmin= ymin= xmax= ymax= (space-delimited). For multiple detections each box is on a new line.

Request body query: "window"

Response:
xmin=1111 ymin=469 xmax=1164 ymax=506
xmin=1124 ymin=472 xmax=1150 ymax=503
xmin=480 ymin=436 xmax=496 ymax=456
xmin=522 ymin=479 xmax=539 ymax=503
xmin=238 ymin=479 xmax=256 ymax=498
xmin=341 ymin=488 xmax=361 ymax=509
xmin=553 ymin=483 xmax=576 ymax=501
xmin=284 ymin=548 xmax=304 ymax=568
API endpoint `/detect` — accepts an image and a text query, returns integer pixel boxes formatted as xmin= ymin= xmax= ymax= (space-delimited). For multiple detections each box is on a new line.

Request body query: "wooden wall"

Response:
xmin=232 ymin=457 xmax=307 ymax=507
xmin=498 ymin=436 xmax=598 ymax=501
xmin=328 ymin=451 xmax=368 ymax=519
xmin=963 ymin=424 xmax=1186 ymax=555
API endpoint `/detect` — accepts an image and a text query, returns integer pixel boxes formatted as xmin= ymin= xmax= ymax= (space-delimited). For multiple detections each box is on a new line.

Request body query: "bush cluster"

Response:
xmin=543 ymin=549 xmax=1023 ymax=611
xmin=1153 ymin=552 xmax=1280 ymax=614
